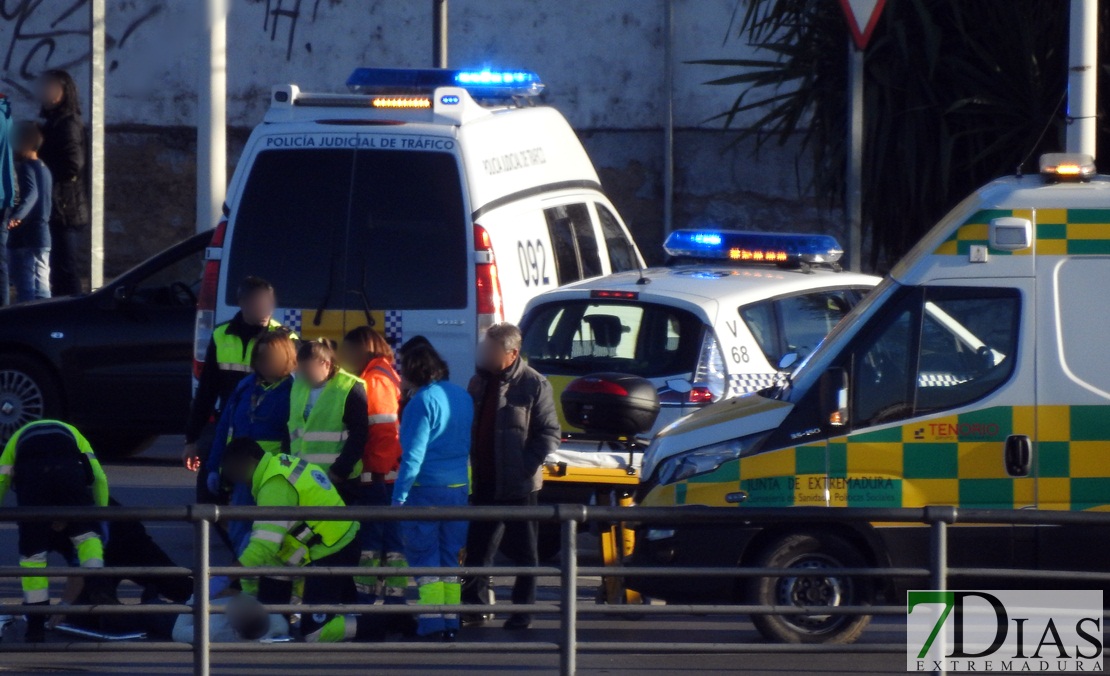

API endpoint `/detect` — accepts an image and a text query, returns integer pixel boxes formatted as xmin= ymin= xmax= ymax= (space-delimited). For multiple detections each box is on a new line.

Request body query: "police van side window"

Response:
xmin=545 ymin=204 xmax=603 ymax=284
xmin=596 ymin=204 xmax=639 ymax=273
xmin=848 ymin=287 xmax=1020 ymax=429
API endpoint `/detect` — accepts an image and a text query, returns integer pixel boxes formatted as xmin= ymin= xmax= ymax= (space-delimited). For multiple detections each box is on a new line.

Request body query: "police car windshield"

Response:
xmin=226 ymin=148 xmax=468 ymax=311
xmin=521 ymin=300 xmax=703 ymax=379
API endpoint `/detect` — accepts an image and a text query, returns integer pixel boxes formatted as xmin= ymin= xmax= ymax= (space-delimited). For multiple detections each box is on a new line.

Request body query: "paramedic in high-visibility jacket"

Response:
xmin=220 ymin=439 xmax=367 ymax=642
xmin=339 ymin=326 xmax=407 ymax=605
xmin=393 ymin=343 xmax=473 ymax=641
xmin=0 ymin=420 xmax=108 ymax=642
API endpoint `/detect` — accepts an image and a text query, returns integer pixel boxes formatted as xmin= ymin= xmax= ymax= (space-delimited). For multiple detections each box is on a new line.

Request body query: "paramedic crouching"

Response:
xmin=220 ymin=438 xmax=411 ymax=642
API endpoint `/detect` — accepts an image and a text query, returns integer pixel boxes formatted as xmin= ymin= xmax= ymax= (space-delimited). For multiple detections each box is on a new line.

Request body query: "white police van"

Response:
xmin=520 ymin=230 xmax=879 ymax=483
xmin=194 ymin=68 xmax=644 ymax=384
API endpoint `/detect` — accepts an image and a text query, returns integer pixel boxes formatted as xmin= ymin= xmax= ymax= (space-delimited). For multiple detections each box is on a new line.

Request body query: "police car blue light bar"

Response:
xmin=346 ymin=68 xmax=544 ymax=99
xmin=664 ymin=229 xmax=844 ymax=265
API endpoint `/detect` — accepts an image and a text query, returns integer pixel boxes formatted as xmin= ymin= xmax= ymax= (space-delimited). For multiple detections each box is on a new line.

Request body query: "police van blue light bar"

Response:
xmin=346 ymin=68 xmax=544 ymax=100
xmin=664 ymin=229 xmax=844 ymax=265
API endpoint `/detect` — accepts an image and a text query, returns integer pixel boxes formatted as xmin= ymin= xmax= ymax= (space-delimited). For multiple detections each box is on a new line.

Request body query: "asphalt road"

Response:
xmin=0 ymin=437 xmax=910 ymax=675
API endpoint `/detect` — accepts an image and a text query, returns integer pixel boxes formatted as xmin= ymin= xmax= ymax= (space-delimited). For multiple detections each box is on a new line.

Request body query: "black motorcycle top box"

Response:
xmin=561 ymin=372 xmax=661 ymax=437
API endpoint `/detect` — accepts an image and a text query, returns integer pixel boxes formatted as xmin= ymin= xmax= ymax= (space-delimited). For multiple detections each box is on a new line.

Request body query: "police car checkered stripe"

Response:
xmin=918 ymin=372 xmax=971 ymax=387
xmin=384 ymin=311 xmax=403 ymax=369
xmin=728 ymin=372 xmax=787 ymax=396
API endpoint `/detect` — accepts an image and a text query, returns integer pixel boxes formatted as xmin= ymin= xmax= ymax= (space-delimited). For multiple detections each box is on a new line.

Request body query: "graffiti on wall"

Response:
xmin=0 ymin=0 xmax=159 ymax=96
xmin=258 ymin=0 xmax=331 ymax=61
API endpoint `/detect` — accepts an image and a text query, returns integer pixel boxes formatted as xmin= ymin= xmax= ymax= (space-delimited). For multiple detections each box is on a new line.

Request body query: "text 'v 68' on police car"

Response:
xmin=194 ymin=68 xmax=644 ymax=389
xmin=519 ymin=229 xmax=878 ymax=504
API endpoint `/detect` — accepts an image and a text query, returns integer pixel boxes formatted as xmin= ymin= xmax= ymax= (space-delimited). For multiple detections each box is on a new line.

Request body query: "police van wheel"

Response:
xmin=749 ymin=532 xmax=872 ymax=644
xmin=0 ymin=355 xmax=61 ymax=444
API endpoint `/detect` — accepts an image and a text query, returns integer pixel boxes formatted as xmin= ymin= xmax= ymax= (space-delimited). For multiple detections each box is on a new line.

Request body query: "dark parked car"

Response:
xmin=0 ymin=231 xmax=208 ymax=454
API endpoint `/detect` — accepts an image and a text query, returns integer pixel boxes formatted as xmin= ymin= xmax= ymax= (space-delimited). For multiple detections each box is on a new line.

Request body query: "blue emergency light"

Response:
xmin=664 ymin=229 xmax=844 ymax=265
xmin=346 ymin=68 xmax=544 ymax=100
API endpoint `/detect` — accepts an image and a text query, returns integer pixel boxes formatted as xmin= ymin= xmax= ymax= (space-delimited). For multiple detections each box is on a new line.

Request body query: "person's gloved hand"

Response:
xmin=209 ymin=575 xmax=232 ymax=599
xmin=206 ymin=472 xmax=221 ymax=496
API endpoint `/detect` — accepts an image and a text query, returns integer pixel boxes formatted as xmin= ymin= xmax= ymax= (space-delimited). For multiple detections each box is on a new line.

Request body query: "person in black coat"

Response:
xmin=37 ymin=69 xmax=89 ymax=297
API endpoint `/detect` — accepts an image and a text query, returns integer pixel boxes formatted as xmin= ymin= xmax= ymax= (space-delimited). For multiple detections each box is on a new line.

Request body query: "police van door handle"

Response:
xmin=1004 ymin=434 xmax=1032 ymax=477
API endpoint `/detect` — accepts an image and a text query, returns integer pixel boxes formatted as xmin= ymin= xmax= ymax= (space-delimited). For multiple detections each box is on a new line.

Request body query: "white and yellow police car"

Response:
xmin=519 ymin=229 xmax=879 ymax=500
xmin=629 ymin=153 xmax=1110 ymax=645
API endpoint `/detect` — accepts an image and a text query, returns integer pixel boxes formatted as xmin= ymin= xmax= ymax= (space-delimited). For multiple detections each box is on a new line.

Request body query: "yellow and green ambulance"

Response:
xmin=629 ymin=154 xmax=1110 ymax=644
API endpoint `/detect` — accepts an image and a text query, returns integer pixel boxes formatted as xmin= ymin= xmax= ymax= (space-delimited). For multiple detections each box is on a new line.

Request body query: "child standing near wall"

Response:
xmin=7 ymin=121 xmax=52 ymax=302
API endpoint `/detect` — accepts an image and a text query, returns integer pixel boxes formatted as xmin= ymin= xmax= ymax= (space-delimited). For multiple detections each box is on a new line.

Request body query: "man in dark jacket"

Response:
xmin=37 ymin=70 xmax=89 ymax=297
xmin=461 ymin=323 xmax=560 ymax=630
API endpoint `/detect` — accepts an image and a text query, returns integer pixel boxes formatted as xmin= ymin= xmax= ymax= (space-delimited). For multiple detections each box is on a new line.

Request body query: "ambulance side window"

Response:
xmin=596 ymin=204 xmax=639 ymax=273
xmin=852 ymin=301 xmax=917 ymax=427
xmin=545 ymin=204 xmax=603 ymax=284
xmin=915 ymin=288 xmax=1020 ymax=414
xmin=848 ymin=287 xmax=1020 ymax=429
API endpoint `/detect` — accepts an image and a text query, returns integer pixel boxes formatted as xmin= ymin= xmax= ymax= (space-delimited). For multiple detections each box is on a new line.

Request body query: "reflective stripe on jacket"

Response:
xmin=288 ymin=369 xmax=363 ymax=478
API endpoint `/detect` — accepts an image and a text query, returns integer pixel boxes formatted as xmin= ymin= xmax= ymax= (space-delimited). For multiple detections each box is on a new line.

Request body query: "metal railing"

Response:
xmin=0 ymin=504 xmax=1108 ymax=676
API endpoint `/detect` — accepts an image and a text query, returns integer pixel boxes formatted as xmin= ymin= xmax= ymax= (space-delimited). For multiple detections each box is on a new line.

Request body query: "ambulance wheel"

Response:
xmin=0 ymin=354 xmax=61 ymax=444
xmin=749 ymin=532 xmax=872 ymax=644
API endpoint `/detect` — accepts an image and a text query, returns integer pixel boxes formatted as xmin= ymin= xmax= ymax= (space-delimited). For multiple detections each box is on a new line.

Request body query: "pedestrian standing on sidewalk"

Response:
xmin=393 ymin=343 xmax=473 ymax=641
xmin=461 ymin=323 xmax=560 ymax=631
xmin=0 ymin=92 xmax=16 ymax=306
xmin=37 ymin=70 xmax=87 ymax=297
xmin=7 ymin=121 xmax=52 ymax=303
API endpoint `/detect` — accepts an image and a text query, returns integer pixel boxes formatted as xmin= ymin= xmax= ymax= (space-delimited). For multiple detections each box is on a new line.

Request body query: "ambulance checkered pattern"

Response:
xmin=384 ymin=311 xmax=403 ymax=355
xmin=935 ymin=208 xmax=1110 ymax=257
xmin=667 ymin=405 xmax=1110 ymax=513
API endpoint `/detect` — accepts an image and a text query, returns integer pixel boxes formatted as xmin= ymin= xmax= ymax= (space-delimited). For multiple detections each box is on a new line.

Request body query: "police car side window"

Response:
xmin=739 ymin=301 xmax=780 ymax=364
xmin=778 ymin=292 xmax=852 ymax=361
xmin=596 ymin=204 xmax=638 ymax=273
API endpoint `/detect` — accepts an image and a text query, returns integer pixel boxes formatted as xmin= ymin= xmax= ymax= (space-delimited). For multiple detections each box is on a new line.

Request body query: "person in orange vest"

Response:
xmin=339 ymin=326 xmax=407 ymax=605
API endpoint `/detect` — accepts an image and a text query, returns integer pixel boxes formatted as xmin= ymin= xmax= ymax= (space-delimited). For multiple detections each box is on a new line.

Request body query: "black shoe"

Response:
xmin=460 ymin=612 xmax=493 ymax=627
xmin=503 ymin=613 xmax=532 ymax=630
xmin=443 ymin=629 xmax=458 ymax=642
xmin=24 ymin=601 xmax=49 ymax=643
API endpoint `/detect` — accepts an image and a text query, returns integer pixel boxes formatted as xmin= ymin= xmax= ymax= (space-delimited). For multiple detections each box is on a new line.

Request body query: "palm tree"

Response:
xmin=695 ymin=0 xmax=1105 ymax=270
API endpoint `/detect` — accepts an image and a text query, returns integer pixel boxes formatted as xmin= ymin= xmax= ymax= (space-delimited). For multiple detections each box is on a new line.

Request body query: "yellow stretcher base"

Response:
xmin=542 ymin=462 xmax=642 ymax=606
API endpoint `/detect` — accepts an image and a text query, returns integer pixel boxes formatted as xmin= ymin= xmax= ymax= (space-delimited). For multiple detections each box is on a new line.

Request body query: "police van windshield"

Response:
xmin=521 ymin=301 xmax=703 ymax=378
xmin=226 ymin=148 xmax=468 ymax=310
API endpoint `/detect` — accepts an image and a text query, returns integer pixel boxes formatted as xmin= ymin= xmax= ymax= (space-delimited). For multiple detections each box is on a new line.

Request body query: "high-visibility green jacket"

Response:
xmin=289 ymin=370 xmax=364 ymax=479
xmin=240 ymin=452 xmax=357 ymax=569
xmin=212 ymin=317 xmax=289 ymax=375
xmin=0 ymin=420 xmax=108 ymax=506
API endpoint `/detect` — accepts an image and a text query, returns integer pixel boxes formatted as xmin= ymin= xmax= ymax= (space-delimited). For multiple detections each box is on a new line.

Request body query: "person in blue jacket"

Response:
xmin=205 ymin=329 xmax=297 ymax=554
xmin=392 ymin=343 xmax=473 ymax=641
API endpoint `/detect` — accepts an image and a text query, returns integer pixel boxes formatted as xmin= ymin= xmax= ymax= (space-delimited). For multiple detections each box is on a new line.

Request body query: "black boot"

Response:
xmin=24 ymin=600 xmax=49 ymax=643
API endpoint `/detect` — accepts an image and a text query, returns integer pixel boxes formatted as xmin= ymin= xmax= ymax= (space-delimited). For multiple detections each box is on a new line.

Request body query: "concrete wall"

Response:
xmin=0 ymin=0 xmax=837 ymax=278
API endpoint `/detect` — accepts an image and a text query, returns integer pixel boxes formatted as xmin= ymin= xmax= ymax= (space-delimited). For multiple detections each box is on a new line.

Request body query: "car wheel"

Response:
xmin=0 ymin=355 xmax=62 ymax=443
xmin=749 ymin=532 xmax=873 ymax=644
